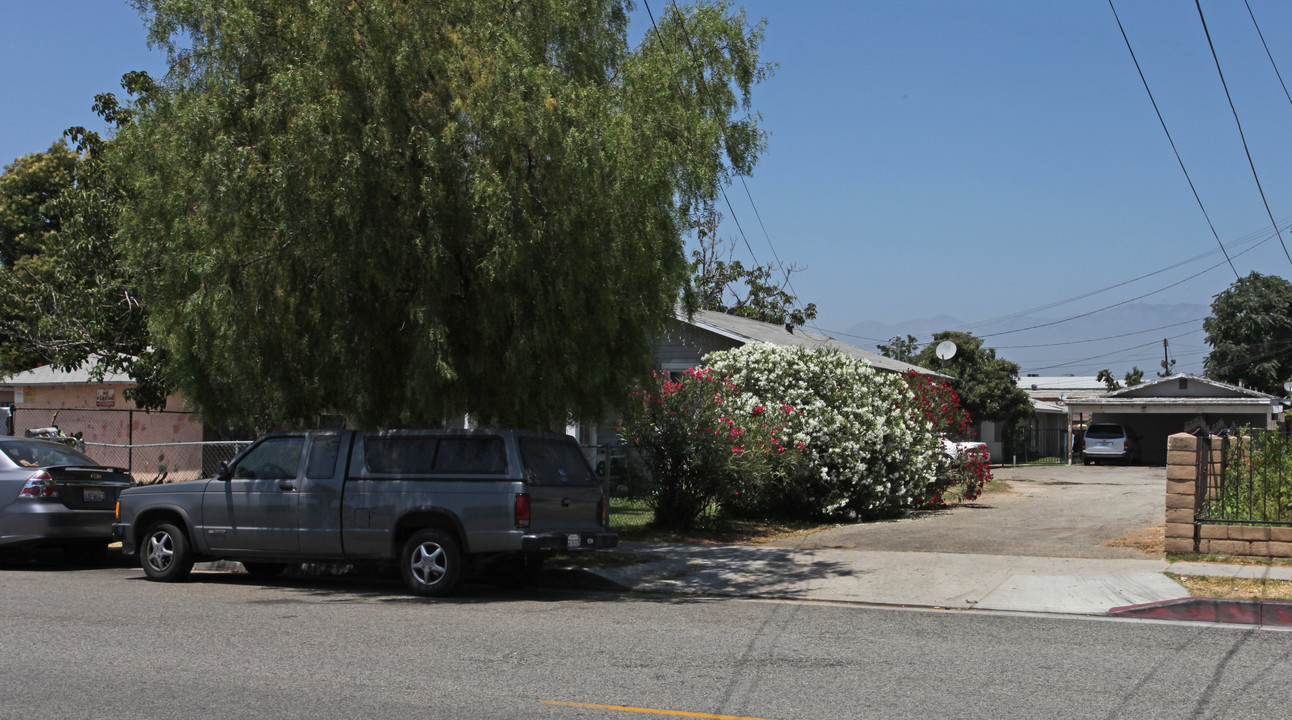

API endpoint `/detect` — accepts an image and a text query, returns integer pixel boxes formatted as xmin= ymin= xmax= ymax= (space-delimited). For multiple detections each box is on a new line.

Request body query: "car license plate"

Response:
xmin=567 ymin=533 xmax=581 ymax=549
xmin=84 ymin=489 xmax=106 ymax=503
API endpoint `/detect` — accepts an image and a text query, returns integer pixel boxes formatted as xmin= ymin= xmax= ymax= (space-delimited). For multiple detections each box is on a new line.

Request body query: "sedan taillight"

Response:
xmin=18 ymin=472 xmax=58 ymax=499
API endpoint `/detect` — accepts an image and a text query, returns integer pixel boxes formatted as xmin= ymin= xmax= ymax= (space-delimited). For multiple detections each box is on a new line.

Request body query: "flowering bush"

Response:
xmin=903 ymin=370 xmax=970 ymax=438
xmin=617 ymin=368 xmax=803 ymax=529
xmin=948 ymin=446 xmax=992 ymax=502
xmin=705 ymin=344 xmax=944 ymax=519
xmin=901 ymin=370 xmax=992 ymax=506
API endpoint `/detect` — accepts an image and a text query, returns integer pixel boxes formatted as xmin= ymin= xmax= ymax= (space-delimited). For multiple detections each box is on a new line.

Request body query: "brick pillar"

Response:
xmin=1164 ymin=433 xmax=1198 ymax=554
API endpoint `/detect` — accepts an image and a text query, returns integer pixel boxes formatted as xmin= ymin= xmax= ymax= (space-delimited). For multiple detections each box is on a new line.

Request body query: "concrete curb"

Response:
xmin=1108 ymin=597 xmax=1292 ymax=626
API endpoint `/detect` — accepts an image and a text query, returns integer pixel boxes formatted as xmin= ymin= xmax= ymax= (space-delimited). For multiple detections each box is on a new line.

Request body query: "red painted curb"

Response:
xmin=1108 ymin=597 xmax=1292 ymax=626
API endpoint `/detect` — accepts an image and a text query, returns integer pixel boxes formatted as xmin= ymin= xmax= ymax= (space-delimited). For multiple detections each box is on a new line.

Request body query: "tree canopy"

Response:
xmin=684 ymin=211 xmax=816 ymax=328
xmin=876 ymin=334 xmax=920 ymax=364
xmin=1203 ymin=271 xmax=1292 ymax=395
xmin=912 ymin=330 xmax=1033 ymax=426
xmin=110 ymin=0 xmax=770 ymax=430
xmin=0 ymin=141 xmax=78 ymax=373
xmin=0 ymin=86 xmax=163 ymax=405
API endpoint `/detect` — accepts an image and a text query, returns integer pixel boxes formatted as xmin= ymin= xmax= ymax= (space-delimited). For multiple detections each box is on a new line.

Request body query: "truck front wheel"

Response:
xmin=400 ymin=529 xmax=462 ymax=597
xmin=140 ymin=521 xmax=194 ymax=582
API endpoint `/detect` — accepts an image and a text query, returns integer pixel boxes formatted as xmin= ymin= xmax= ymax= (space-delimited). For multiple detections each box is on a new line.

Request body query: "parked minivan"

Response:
xmin=1082 ymin=423 xmax=1139 ymax=465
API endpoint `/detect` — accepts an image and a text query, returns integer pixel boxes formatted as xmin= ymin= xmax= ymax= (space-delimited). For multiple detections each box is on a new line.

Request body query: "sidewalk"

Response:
xmin=582 ymin=542 xmax=1292 ymax=625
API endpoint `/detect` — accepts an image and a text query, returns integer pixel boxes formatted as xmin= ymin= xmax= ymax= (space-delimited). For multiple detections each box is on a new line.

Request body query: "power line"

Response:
xmin=1194 ymin=0 xmax=1292 ymax=267
xmin=644 ymin=0 xmax=815 ymax=329
xmin=975 ymin=227 xmax=1277 ymax=340
xmin=952 ymin=216 xmax=1283 ymax=336
xmin=1021 ymin=330 xmax=1199 ymax=373
xmin=992 ymin=317 xmax=1207 ymax=349
xmin=1244 ymin=0 xmax=1292 ymax=109
xmin=1108 ymin=0 xmax=1237 ymax=278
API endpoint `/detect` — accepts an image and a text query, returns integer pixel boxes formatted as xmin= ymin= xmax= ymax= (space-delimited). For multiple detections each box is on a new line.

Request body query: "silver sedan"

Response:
xmin=0 ymin=437 xmax=134 ymax=562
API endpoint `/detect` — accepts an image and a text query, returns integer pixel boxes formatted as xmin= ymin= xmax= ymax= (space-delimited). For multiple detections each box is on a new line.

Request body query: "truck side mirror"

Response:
xmin=217 ymin=461 xmax=231 ymax=480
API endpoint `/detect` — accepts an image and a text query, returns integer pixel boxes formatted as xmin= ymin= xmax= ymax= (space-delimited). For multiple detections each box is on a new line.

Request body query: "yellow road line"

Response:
xmin=541 ymin=700 xmax=781 ymax=720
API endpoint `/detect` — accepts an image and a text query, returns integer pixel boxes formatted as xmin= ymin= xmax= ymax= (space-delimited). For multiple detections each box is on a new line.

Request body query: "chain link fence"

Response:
xmin=12 ymin=407 xmax=252 ymax=483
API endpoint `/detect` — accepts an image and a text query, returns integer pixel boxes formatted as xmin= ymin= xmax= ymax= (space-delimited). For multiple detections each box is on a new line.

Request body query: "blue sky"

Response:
xmin=5 ymin=1 xmax=1292 ymax=377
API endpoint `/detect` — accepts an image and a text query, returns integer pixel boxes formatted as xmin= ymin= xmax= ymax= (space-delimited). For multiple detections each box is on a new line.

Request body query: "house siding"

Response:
xmin=653 ymin=320 xmax=742 ymax=371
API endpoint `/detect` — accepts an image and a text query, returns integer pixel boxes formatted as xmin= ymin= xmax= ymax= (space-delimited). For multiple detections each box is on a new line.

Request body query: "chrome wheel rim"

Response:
xmin=144 ymin=531 xmax=174 ymax=572
xmin=409 ymin=541 xmax=447 ymax=586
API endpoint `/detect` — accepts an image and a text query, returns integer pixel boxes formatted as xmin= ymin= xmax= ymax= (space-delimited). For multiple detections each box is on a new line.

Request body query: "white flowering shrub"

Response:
xmin=705 ymin=344 xmax=945 ymax=519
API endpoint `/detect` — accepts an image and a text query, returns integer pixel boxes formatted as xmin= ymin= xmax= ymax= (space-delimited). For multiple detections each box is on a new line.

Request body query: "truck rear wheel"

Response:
xmin=140 ymin=521 xmax=194 ymax=582
xmin=400 ymin=529 xmax=462 ymax=597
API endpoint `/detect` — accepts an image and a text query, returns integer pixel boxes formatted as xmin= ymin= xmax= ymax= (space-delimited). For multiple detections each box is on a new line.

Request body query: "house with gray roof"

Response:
xmin=655 ymin=309 xmax=948 ymax=378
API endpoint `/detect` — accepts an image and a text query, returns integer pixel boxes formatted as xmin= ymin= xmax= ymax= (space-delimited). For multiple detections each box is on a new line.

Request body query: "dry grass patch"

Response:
xmin=1168 ymin=573 xmax=1292 ymax=601
xmin=1103 ymin=525 xmax=1165 ymax=556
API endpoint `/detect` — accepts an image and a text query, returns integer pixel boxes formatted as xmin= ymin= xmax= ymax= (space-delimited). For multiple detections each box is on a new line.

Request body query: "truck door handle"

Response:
xmin=279 ymin=483 xmax=296 ymax=491
xmin=561 ymin=498 xmax=571 ymax=507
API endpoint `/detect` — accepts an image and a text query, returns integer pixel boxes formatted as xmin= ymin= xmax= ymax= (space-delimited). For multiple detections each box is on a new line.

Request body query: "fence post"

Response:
xmin=1192 ymin=432 xmax=1210 ymax=554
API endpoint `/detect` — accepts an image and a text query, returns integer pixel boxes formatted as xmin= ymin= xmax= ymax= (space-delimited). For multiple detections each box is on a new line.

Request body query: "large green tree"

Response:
xmin=113 ymin=0 xmax=770 ymax=430
xmin=1203 ymin=271 xmax=1292 ymax=395
xmin=0 ymin=86 xmax=164 ymax=406
xmin=0 ymin=141 xmax=78 ymax=372
xmin=912 ymin=331 xmax=1033 ymax=427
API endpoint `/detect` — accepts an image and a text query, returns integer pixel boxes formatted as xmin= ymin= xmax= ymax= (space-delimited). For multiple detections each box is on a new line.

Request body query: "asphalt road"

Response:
xmin=3 ymin=559 xmax=1290 ymax=720
xmin=769 ymin=464 xmax=1166 ymax=559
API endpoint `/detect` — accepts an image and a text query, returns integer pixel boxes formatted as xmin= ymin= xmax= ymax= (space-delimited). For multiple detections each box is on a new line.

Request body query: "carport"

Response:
xmin=1065 ymin=374 xmax=1287 ymax=465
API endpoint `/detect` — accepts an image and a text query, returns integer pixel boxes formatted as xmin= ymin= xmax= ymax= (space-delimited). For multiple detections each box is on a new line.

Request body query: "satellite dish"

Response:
xmin=935 ymin=341 xmax=957 ymax=361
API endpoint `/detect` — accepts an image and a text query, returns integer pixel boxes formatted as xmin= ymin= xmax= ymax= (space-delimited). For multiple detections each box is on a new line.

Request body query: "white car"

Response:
xmin=941 ymin=436 xmax=988 ymax=459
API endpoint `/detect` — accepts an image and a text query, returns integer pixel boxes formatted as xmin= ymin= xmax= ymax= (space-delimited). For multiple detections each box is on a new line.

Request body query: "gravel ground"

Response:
xmin=765 ymin=463 xmax=1167 ymax=559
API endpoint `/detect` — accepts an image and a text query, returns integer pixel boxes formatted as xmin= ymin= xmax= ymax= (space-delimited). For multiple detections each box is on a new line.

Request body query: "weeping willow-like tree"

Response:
xmin=114 ymin=0 xmax=769 ymax=430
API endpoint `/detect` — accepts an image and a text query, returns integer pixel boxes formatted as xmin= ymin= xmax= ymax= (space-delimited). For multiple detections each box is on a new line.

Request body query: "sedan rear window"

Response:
xmin=0 ymin=440 xmax=98 ymax=468
xmin=520 ymin=439 xmax=596 ymax=486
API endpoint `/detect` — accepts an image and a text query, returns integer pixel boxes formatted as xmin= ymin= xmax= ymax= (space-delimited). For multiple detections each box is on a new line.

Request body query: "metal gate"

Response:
xmin=1193 ymin=424 xmax=1292 ymax=527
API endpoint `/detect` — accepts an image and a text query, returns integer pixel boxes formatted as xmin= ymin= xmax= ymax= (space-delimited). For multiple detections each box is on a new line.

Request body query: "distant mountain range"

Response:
xmin=837 ymin=302 xmax=1211 ymax=377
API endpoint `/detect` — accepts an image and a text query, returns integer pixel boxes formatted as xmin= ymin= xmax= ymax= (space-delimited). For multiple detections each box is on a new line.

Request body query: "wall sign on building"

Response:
xmin=96 ymin=389 xmax=116 ymax=408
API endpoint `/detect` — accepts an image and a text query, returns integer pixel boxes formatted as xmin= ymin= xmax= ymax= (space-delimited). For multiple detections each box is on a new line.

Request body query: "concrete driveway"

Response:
xmin=766 ymin=464 xmax=1166 ymax=559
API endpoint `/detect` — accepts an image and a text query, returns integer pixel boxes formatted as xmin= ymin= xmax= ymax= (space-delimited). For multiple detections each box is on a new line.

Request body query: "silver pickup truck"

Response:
xmin=112 ymin=429 xmax=617 ymax=596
